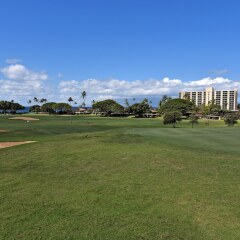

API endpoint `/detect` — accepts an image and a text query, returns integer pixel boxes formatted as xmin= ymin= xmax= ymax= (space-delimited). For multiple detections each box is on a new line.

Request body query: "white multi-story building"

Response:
xmin=179 ymin=87 xmax=238 ymax=111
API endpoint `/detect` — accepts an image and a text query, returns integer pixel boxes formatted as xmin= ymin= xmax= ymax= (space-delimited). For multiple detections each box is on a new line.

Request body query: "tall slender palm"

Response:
xmin=68 ymin=97 xmax=73 ymax=103
xmin=125 ymin=99 xmax=129 ymax=107
xmin=40 ymin=98 xmax=47 ymax=104
xmin=27 ymin=100 xmax=32 ymax=105
xmin=33 ymin=97 xmax=39 ymax=103
xmin=68 ymin=97 xmax=74 ymax=109
xmin=81 ymin=91 xmax=87 ymax=107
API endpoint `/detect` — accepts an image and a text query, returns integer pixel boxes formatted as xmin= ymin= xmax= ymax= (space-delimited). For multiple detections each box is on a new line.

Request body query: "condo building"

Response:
xmin=179 ymin=87 xmax=238 ymax=111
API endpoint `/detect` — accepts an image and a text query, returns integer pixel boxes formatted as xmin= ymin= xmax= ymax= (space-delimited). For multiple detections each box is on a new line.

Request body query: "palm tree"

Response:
xmin=40 ymin=98 xmax=47 ymax=104
xmin=33 ymin=97 xmax=39 ymax=103
xmin=81 ymin=91 xmax=87 ymax=107
xmin=124 ymin=99 xmax=129 ymax=107
xmin=27 ymin=100 xmax=32 ymax=105
xmin=68 ymin=97 xmax=73 ymax=104
xmin=68 ymin=97 xmax=74 ymax=110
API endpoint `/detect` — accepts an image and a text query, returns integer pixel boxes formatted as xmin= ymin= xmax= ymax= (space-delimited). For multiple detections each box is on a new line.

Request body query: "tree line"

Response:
xmin=1 ymin=92 xmax=239 ymax=127
xmin=159 ymin=96 xmax=239 ymax=127
xmin=92 ymin=96 xmax=240 ymax=127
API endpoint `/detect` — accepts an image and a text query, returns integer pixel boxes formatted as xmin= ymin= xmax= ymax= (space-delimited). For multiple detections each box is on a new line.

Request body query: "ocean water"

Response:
xmin=17 ymin=107 xmax=30 ymax=113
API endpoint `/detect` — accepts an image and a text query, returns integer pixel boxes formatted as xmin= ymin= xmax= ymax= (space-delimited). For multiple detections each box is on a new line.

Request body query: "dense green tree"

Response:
xmin=53 ymin=103 xmax=72 ymax=113
xmin=10 ymin=102 xmax=25 ymax=113
xmin=41 ymin=102 xmax=57 ymax=114
xmin=0 ymin=101 xmax=10 ymax=113
xmin=224 ymin=114 xmax=238 ymax=126
xmin=163 ymin=111 xmax=182 ymax=128
xmin=0 ymin=101 xmax=24 ymax=114
xmin=159 ymin=98 xmax=194 ymax=116
xmin=29 ymin=105 xmax=41 ymax=113
xmin=159 ymin=95 xmax=172 ymax=107
xmin=92 ymin=99 xmax=124 ymax=116
xmin=127 ymin=98 xmax=151 ymax=118
xmin=200 ymin=100 xmax=221 ymax=116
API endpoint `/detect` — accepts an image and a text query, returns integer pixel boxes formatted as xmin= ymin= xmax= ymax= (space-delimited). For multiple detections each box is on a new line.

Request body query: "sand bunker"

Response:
xmin=8 ymin=117 xmax=39 ymax=121
xmin=0 ymin=141 xmax=36 ymax=149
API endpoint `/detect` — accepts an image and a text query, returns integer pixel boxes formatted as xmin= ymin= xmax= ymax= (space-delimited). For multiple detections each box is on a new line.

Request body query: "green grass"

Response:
xmin=0 ymin=115 xmax=240 ymax=239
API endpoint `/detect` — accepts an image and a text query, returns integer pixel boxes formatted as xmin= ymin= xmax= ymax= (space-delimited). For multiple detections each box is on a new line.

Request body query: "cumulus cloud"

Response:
xmin=0 ymin=62 xmax=239 ymax=105
xmin=185 ymin=77 xmax=231 ymax=87
xmin=0 ymin=64 xmax=50 ymax=103
xmin=58 ymin=77 xmax=240 ymax=104
xmin=0 ymin=80 xmax=44 ymax=96
xmin=1 ymin=64 xmax=48 ymax=81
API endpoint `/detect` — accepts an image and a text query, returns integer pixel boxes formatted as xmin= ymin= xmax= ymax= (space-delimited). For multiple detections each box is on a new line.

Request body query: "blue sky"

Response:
xmin=0 ymin=0 xmax=239 ymax=105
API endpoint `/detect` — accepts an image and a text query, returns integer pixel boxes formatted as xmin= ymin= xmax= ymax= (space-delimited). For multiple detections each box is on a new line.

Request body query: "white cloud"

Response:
xmin=58 ymin=77 xmax=240 ymax=104
xmin=0 ymin=62 xmax=239 ymax=105
xmin=1 ymin=64 xmax=48 ymax=81
xmin=185 ymin=77 xmax=231 ymax=87
xmin=162 ymin=77 xmax=182 ymax=86
xmin=0 ymin=80 xmax=44 ymax=96
xmin=0 ymin=64 xmax=50 ymax=103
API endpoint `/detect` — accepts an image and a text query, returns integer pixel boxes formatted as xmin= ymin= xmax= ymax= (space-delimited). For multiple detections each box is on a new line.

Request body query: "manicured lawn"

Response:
xmin=0 ymin=115 xmax=240 ymax=239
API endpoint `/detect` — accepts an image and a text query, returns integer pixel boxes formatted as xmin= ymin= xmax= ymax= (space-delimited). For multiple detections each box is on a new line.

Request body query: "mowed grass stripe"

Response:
xmin=0 ymin=115 xmax=240 ymax=239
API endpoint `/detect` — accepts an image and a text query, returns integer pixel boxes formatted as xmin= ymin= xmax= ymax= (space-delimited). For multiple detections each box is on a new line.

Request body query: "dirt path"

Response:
xmin=0 ymin=141 xmax=36 ymax=149
xmin=8 ymin=117 xmax=39 ymax=121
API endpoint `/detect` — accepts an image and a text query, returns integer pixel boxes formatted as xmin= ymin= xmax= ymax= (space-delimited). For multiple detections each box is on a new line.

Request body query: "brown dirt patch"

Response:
xmin=0 ymin=141 xmax=36 ymax=149
xmin=8 ymin=117 xmax=39 ymax=121
xmin=0 ymin=130 xmax=8 ymax=132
